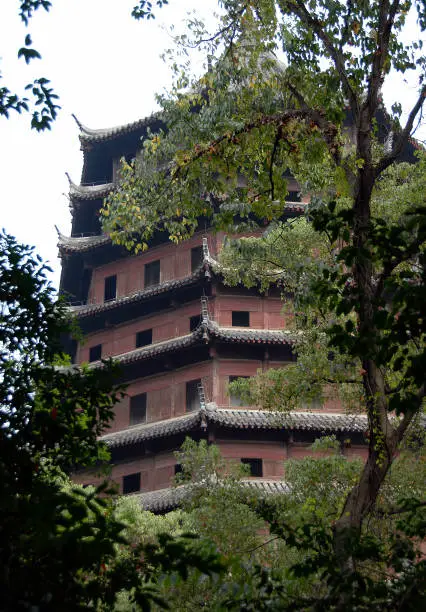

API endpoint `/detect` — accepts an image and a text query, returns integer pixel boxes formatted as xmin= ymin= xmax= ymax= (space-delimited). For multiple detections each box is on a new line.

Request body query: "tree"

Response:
xmin=0 ymin=2 xmax=61 ymax=130
xmin=101 ymin=0 xmax=426 ymax=588
xmin=0 ymin=231 xmax=224 ymax=611
xmin=141 ymin=437 xmax=426 ymax=610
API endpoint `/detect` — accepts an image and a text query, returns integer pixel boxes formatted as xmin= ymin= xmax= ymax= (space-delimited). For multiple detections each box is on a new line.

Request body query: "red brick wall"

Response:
xmin=110 ymin=451 xmax=177 ymax=493
xmin=218 ymin=440 xmax=287 ymax=479
xmin=109 ymin=361 xmax=214 ymax=431
xmin=214 ymin=294 xmax=287 ymax=329
xmin=77 ymin=299 xmax=208 ymax=362
xmin=88 ymin=232 xmax=211 ymax=305
xmin=75 ymin=438 xmax=368 ymax=492
xmin=215 ymin=359 xmax=263 ymax=406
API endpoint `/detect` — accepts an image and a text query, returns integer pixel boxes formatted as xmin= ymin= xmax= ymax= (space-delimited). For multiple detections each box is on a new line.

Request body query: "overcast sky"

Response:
xmin=1 ymin=1 xmax=425 ymax=289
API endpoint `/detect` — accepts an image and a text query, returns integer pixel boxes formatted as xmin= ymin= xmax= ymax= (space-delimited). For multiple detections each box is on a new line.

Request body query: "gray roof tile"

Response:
xmin=208 ymin=322 xmax=295 ymax=345
xmin=86 ymin=323 xmax=295 ymax=370
xmin=100 ymin=405 xmax=368 ymax=449
xmin=69 ymin=180 xmax=115 ymax=201
xmin=102 ymin=411 xmax=202 ymax=448
xmin=208 ymin=408 xmax=368 ymax=432
xmin=134 ymin=479 xmax=290 ymax=512
xmin=74 ymin=113 xmax=160 ymax=144
xmin=70 ymin=265 xmax=209 ymax=317
xmin=57 ymin=231 xmax=110 ymax=253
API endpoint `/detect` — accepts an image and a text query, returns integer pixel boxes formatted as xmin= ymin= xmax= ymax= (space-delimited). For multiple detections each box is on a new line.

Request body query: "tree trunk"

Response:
xmin=332 ymin=104 xmax=390 ymax=567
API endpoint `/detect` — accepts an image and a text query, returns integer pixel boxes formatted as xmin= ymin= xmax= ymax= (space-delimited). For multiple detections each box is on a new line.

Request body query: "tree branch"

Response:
xmin=395 ymin=384 xmax=425 ymax=442
xmin=374 ymin=228 xmax=426 ymax=301
xmin=185 ymin=5 xmax=247 ymax=49
xmin=375 ymin=85 xmax=426 ymax=177
xmin=170 ymin=108 xmax=339 ymax=180
xmin=269 ymin=127 xmax=282 ymax=200
xmin=339 ymin=0 xmax=355 ymax=52
xmin=365 ymin=1 xmax=401 ymax=119
xmin=286 ymin=0 xmax=359 ymax=117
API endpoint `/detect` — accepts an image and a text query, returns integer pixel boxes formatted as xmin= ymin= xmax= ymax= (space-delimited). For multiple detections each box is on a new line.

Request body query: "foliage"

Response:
xmin=1 ymin=1 xmax=168 ymax=130
xmin=102 ymin=0 xmax=426 ymax=599
xmin=0 ymin=2 xmax=60 ymax=129
xmin=0 ymin=231 xmax=123 ymax=608
xmin=0 ymin=232 xmax=225 ymax=611
xmin=132 ymin=0 xmax=169 ymax=21
xmin=147 ymin=438 xmax=426 ymax=610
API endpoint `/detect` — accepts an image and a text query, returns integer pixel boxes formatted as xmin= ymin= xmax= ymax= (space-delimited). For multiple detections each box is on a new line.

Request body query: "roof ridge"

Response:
xmin=73 ymin=112 xmax=162 ymax=143
xmin=84 ymin=323 xmax=294 ymax=368
xmin=69 ymin=265 xmax=209 ymax=313
xmin=101 ymin=409 xmax=201 ymax=442
xmin=135 ymin=478 xmax=290 ymax=512
xmin=99 ymin=405 xmax=369 ymax=450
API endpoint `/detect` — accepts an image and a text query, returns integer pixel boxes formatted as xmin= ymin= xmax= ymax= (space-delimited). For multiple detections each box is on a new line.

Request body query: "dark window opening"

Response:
xmin=174 ymin=464 xmax=183 ymax=475
xmin=241 ymin=458 xmax=263 ymax=477
xmin=229 ymin=375 xmax=249 ymax=406
xmin=104 ymin=275 xmax=117 ymax=302
xmin=136 ymin=329 xmax=153 ymax=348
xmin=190 ymin=315 xmax=201 ymax=332
xmin=286 ymin=190 xmax=301 ymax=202
xmin=130 ymin=393 xmax=147 ymax=425
xmin=191 ymin=246 xmax=204 ymax=272
xmin=89 ymin=344 xmax=102 ymax=362
xmin=232 ymin=311 xmax=250 ymax=327
xmin=144 ymin=260 xmax=160 ymax=288
xmin=122 ymin=472 xmax=141 ymax=494
xmin=186 ymin=379 xmax=201 ymax=412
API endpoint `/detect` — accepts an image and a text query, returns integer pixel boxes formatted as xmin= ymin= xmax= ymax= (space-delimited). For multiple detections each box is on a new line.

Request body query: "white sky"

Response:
xmin=0 ymin=1 xmax=424 ymax=289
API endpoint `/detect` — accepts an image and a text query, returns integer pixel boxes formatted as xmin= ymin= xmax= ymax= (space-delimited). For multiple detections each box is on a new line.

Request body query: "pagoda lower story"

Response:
xmin=60 ymin=114 xmax=369 ymax=508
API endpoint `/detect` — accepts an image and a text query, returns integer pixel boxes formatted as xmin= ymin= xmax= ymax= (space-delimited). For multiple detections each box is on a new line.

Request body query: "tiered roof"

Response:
xmin=84 ymin=319 xmax=295 ymax=370
xmin=58 ymin=201 xmax=307 ymax=257
xmin=56 ymin=228 xmax=111 ymax=253
xmin=101 ymin=404 xmax=368 ymax=450
xmin=73 ymin=113 xmax=161 ymax=146
xmin=70 ymin=238 xmax=217 ymax=316
xmin=67 ymin=175 xmax=115 ymax=202
xmin=70 ymin=266 xmax=210 ymax=317
xmin=136 ymin=479 xmax=291 ymax=513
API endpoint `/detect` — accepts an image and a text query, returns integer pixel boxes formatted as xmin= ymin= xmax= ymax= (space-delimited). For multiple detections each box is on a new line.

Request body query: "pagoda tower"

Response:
xmin=59 ymin=115 xmax=368 ymax=512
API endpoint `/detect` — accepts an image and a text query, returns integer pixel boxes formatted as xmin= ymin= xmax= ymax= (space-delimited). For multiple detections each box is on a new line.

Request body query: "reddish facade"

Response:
xmin=60 ymin=115 xmax=368 ymax=508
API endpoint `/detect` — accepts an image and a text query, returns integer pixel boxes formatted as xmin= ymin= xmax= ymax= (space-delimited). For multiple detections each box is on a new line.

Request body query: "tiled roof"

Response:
xmin=73 ymin=113 xmax=160 ymax=144
xmin=101 ymin=411 xmax=202 ymax=448
xmin=68 ymin=177 xmax=115 ymax=201
xmin=100 ymin=405 xmax=368 ymax=449
xmin=209 ymin=408 xmax=368 ymax=432
xmin=70 ymin=265 xmax=210 ymax=317
xmin=135 ymin=479 xmax=290 ymax=512
xmin=136 ymin=485 xmax=190 ymax=512
xmin=56 ymin=229 xmax=111 ymax=253
xmin=208 ymin=322 xmax=295 ymax=345
xmin=86 ymin=323 xmax=294 ymax=370
xmin=108 ymin=329 xmax=204 ymax=366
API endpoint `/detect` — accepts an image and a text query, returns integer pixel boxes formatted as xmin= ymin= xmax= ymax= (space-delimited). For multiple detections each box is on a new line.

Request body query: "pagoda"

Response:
xmin=59 ymin=115 xmax=369 ymax=511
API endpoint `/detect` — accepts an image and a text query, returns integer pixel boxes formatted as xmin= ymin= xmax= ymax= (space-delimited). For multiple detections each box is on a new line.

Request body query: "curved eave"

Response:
xmin=135 ymin=479 xmax=290 ymax=513
xmin=57 ymin=232 xmax=111 ymax=254
xmin=207 ymin=324 xmax=296 ymax=345
xmin=69 ymin=180 xmax=115 ymax=201
xmin=58 ymin=202 xmax=307 ymax=255
xmin=86 ymin=322 xmax=295 ymax=369
xmin=101 ymin=405 xmax=369 ymax=450
xmin=70 ymin=263 xmax=214 ymax=318
xmin=75 ymin=113 xmax=160 ymax=145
